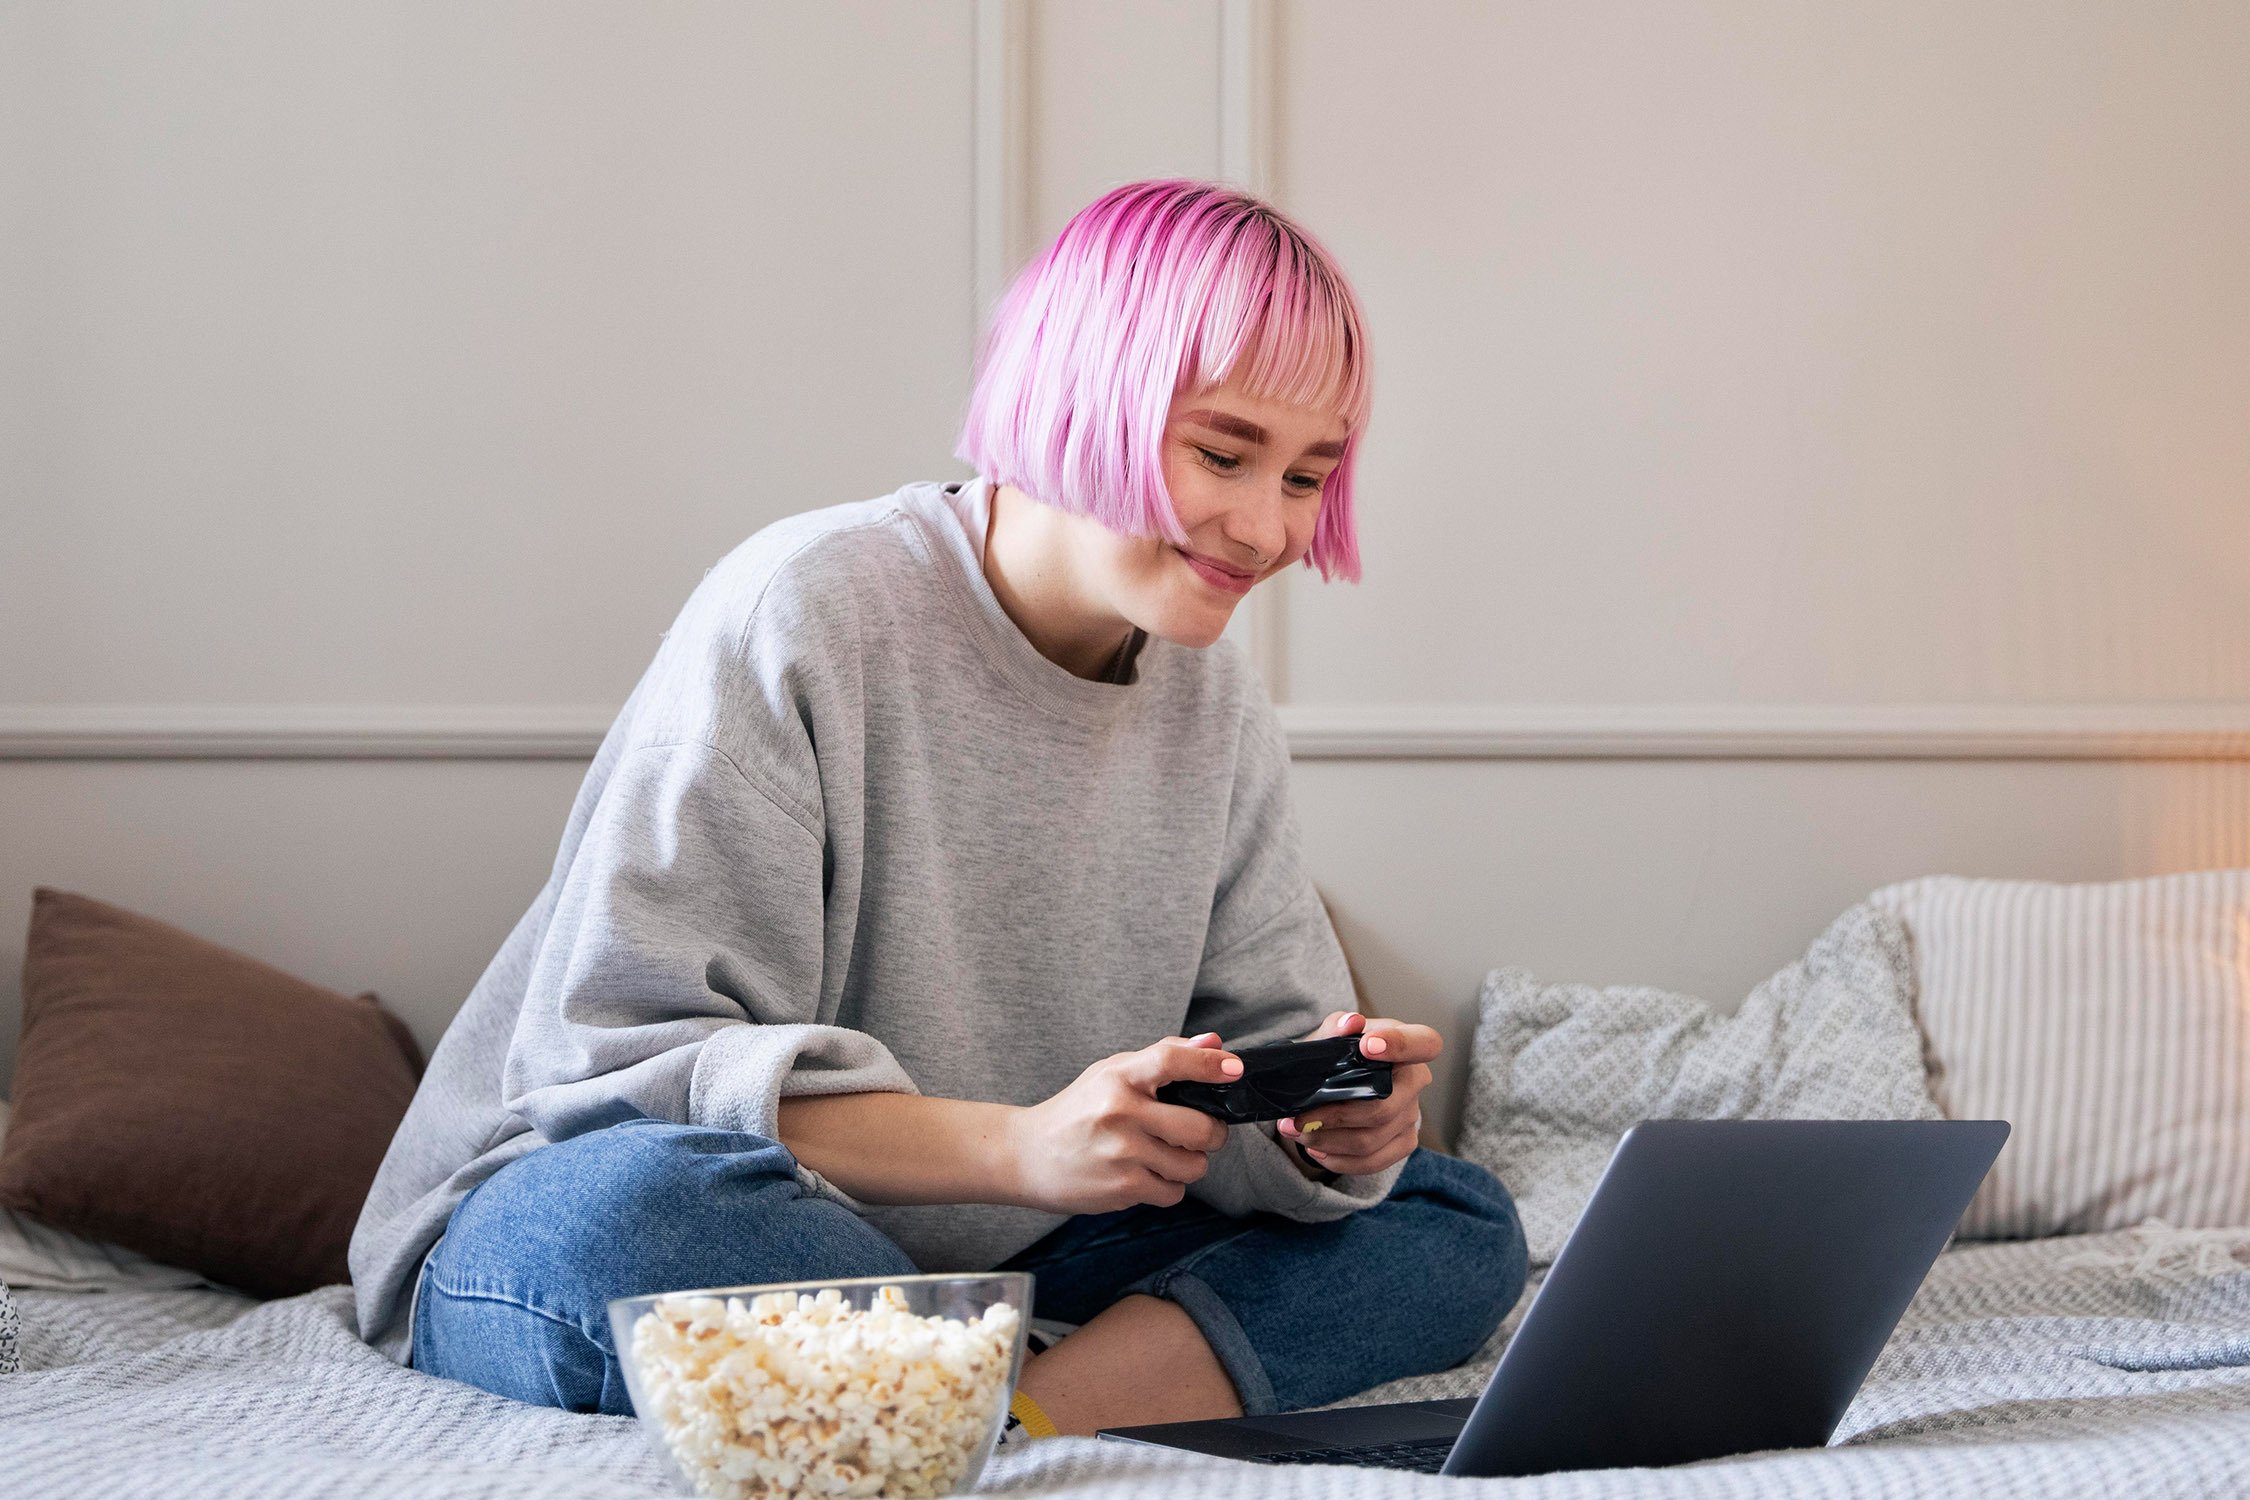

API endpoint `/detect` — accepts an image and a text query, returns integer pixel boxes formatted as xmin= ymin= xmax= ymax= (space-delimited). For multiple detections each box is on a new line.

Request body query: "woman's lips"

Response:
xmin=1177 ymin=547 xmax=1256 ymax=595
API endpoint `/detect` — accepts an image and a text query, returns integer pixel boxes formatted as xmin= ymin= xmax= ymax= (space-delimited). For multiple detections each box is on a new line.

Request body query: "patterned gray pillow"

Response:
xmin=0 ymin=1276 xmax=19 ymax=1375
xmin=1455 ymin=902 xmax=1943 ymax=1267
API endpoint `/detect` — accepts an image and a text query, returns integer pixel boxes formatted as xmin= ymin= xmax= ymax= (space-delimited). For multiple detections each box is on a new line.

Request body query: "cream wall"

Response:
xmin=1279 ymin=0 xmax=2250 ymax=708
xmin=5 ymin=1 xmax=2249 ymax=1149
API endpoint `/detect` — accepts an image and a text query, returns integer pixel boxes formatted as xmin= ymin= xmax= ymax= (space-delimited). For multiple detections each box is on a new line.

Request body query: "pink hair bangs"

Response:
xmin=954 ymin=178 xmax=1372 ymax=583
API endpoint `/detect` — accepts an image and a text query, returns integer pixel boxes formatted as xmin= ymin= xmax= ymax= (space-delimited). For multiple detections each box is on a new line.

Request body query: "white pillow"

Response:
xmin=0 ymin=1100 xmax=216 ymax=1292
xmin=1454 ymin=903 xmax=1943 ymax=1267
xmin=1868 ymin=871 xmax=2250 ymax=1238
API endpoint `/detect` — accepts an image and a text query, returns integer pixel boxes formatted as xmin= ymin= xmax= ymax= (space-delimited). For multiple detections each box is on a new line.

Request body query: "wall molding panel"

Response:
xmin=7 ymin=701 xmax=2247 ymax=762
xmin=971 ymin=0 xmax=1032 ymax=371
xmin=1217 ymin=0 xmax=1290 ymax=702
xmin=1218 ymin=0 xmax=1277 ymax=199
xmin=11 ymin=6 xmax=2250 ymax=1129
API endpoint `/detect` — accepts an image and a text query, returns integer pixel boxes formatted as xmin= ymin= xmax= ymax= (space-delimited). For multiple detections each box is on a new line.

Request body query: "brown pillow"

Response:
xmin=0 ymin=887 xmax=425 ymax=1298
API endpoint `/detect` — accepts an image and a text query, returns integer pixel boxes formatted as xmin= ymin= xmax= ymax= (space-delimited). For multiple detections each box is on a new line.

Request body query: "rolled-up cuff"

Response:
xmin=685 ymin=1020 xmax=921 ymax=1215
xmin=1130 ymin=1262 xmax=1279 ymax=1418
xmin=789 ymin=1159 xmax=877 ymax=1214
xmin=687 ymin=1021 xmax=918 ymax=1130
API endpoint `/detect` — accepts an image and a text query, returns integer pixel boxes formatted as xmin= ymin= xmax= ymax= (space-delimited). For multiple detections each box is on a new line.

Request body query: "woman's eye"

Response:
xmin=1196 ymin=447 xmax=1322 ymax=492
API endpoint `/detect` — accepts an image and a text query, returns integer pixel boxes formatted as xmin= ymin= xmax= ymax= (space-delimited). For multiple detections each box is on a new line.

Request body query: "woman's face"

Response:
xmin=1091 ymin=373 xmax=1352 ymax=650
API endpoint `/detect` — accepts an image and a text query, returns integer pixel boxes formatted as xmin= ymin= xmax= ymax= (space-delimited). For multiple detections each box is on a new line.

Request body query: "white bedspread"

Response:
xmin=7 ymin=1225 xmax=2250 ymax=1499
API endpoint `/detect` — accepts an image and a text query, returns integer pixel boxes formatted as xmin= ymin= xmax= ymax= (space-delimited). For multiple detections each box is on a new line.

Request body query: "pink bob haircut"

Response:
xmin=954 ymin=178 xmax=1372 ymax=583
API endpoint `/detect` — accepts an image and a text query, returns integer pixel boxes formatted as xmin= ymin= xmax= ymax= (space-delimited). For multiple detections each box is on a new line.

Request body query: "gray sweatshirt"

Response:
xmin=347 ymin=473 xmax=1403 ymax=1366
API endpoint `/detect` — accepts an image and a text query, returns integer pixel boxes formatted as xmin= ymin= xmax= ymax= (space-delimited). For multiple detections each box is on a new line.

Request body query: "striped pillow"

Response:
xmin=1869 ymin=871 xmax=2250 ymax=1238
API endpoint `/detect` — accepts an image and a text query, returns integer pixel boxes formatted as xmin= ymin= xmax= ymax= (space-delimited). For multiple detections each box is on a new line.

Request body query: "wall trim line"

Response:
xmin=1279 ymin=702 xmax=2250 ymax=761
xmin=0 ymin=706 xmax=612 ymax=760
xmin=5 ymin=702 xmax=2248 ymax=762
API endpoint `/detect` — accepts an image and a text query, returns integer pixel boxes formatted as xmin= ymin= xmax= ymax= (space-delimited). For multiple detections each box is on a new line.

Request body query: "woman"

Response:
xmin=346 ymin=178 xmax=1528 ymax=1436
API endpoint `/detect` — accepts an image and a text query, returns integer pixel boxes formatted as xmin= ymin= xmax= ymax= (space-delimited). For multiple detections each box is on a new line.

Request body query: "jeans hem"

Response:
xmin=1141 ymin=1266 xmax=1279 ymax=1418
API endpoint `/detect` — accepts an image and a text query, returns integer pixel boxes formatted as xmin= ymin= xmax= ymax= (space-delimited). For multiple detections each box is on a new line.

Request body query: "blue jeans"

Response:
xmin=409 ymin=1117 xmax=1528 ymax=1418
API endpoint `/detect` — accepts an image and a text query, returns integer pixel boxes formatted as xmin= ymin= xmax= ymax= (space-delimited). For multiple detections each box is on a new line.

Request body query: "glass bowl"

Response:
xmin=608 ymin=1271 xmax=1034 ymax=1499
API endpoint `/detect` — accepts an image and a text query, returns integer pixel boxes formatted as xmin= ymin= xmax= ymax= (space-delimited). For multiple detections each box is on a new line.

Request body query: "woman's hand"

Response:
xmin=1007 ymin=1033 xmax=1241 ymax=1214
xmin=1276 ymin=1010 xmax=1436 ymax=1177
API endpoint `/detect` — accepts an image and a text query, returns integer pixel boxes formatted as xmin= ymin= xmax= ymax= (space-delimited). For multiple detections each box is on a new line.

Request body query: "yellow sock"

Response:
xmin=1009 ymin=1388 xmax=1060 ymax=1438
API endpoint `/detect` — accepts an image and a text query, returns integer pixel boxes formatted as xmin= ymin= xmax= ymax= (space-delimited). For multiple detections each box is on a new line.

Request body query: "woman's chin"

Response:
xmin=1145 ymin=601 xmax=1236 ymax=651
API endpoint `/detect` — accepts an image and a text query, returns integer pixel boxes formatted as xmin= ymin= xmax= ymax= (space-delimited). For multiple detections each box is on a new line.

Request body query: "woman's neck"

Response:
xmin=983 ymin=482 xmax=1142 ymax=682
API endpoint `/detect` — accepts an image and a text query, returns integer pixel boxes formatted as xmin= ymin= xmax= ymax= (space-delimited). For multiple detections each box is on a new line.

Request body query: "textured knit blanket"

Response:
xmin=7 ymin=1224 xmax=2250 ymax=1499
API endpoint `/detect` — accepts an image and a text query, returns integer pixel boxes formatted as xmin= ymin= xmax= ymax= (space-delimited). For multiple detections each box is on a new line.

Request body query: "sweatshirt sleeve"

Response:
xmin=1181 ymin=690 xmax=1408 ymax=1221
xmin=498 ymin=736 xmax=917 ymax=1211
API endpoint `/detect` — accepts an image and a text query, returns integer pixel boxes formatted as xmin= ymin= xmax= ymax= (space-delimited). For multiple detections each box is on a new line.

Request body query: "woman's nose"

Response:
xmin=1227 ymin=494 xmax=1291 ymax=565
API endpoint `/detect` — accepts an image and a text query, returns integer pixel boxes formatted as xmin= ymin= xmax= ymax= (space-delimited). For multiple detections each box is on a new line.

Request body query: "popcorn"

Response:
xmin=627 ymin=1283 xmax=1022 ymax=1499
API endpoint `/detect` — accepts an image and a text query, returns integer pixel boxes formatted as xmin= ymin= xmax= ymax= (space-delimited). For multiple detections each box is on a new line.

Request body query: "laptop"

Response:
xmin=1097 ymin=1117 xmax=2008 ymax=1477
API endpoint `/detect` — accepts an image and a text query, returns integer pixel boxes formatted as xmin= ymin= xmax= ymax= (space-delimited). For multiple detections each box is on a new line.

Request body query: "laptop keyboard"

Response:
xmin=1251 ymin=1437 xmax=1456 ymax=1472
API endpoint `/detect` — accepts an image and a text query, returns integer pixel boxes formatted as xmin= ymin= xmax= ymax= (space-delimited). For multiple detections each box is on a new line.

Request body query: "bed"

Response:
xmin=8 ymin=875 xmax=2250 ymax=1496
xmin=9 ymin=1223 xmax=2250 ymax=1498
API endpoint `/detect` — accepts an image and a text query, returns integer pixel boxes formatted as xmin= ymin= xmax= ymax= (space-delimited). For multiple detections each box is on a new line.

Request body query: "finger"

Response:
xmin=1301 ymin=1139 xmax=1398 ymax=1176
xmin=1136 ymin=1168 xmax=1189 ymax=1207
xmin=1297 ymin=1103 xmax=1421 ymax=1151
xmin=1280 ymin=1061 xmax=1431 ymax=1136
xmin=1279 ymin=1109 xmax=1340 ymax=1140
xmin=1354 ymin=1019 xmax=1442 ymax=1064
xmin=1302 ymin=1145 xmax=1393 ymax=1176
xmin=1121 ymin=1038 xmax=1243 ymax=1092
xmin=1289 ymin=1122 xmax=1391 ymax=1159
xmin=1296 ymin=1008 xmax=1361 ymax=1042
xmin=1297 ymin=1061 xmax=1432 ymax=1127
xmin=1303 ymin=1116 xmax=1420 ymax=1172
xmin=1139 ymin=1135 xmax=1212 ymax=1185
xmin=1279 ymin=1097 xmax=1394 ymax=1133
xmin=1145 ymin=1099 xmax=1231 ymax=1154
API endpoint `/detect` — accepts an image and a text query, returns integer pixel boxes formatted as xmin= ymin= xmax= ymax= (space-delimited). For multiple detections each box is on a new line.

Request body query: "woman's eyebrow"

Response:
xmin=1182 ymin=407 xmax=1347 ymax=460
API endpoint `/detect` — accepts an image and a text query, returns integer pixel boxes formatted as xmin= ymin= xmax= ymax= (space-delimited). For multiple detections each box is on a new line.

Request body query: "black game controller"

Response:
xmin=1155 ymin=1034 xmax=1393 ymax=1125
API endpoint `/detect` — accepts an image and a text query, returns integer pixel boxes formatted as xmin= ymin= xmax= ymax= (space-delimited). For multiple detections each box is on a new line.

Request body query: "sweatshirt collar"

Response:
xmin=906 ymin=474 xmax=1160 ymax=726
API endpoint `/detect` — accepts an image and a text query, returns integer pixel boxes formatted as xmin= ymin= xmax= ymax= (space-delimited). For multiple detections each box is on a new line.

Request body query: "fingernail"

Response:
xmin=1221 ymin=1057 xmax=1243 ymax=1075
xmin=1364 ymin=1036 xmax=1385 ymax=1053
